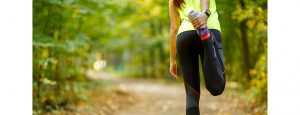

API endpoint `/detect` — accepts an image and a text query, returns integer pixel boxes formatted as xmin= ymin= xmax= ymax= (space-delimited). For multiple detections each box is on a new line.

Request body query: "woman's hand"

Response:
xmin=169 ymin=60 xmax=178 ymax=79
xmin=191 ymin=12 xmax=208 ymax=29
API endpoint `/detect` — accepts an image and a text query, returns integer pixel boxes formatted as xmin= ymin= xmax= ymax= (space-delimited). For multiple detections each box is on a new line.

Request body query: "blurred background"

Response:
xmin=33 ymin=0 xmax=267 ymax=115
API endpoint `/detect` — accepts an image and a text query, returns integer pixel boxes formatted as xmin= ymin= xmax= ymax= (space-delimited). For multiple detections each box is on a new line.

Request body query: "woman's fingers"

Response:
xmin=200 ymin=20 xmax=207 ymax=27
xmin=192 ymin=19 xmax=199 ymax=27
xmin=170 ymin=69 xmax=178 ymax=79
xmin=193 ymin=13 xmax=208 ymax=29
xmin=191 ymin=18 xmax=206 ymax=29
xmin=195 ymin=21 xmax=203 ymax=29
xmin=191 ymin=18 xmax=207 ymax=29
xmin=169 ymin=63 xmax=178 ymax=79
xmin=172 ymin=67 xmax=178 ymax=79
xmin=200 ymin=24 xmax=207 ymax=29
xmin=192 ymin=20 xmax=201 ymax=29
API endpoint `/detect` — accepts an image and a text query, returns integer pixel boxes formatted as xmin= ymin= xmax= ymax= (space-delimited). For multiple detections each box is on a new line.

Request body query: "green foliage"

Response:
xmin=33 ymin=0 xmax=94 ymax=112
xmin=247 ymin=52 xmax=267 ymax=114
xmin=217 ymin=0 xmax=267 ymax=113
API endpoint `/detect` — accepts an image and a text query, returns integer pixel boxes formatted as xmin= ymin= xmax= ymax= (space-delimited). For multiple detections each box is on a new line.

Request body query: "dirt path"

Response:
xmin=78 ymin=71 xmax=250 ymax=115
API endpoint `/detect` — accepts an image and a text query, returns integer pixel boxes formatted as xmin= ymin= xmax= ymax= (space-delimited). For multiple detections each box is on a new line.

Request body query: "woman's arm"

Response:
xmin=169 ymin=0 xmax=180 ymax=78
xmin=201 ymin=0 xmax=210 ymax=11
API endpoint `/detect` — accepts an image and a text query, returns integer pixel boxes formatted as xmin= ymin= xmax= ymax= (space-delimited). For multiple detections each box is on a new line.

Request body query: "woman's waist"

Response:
xmin=177 ymin=20 xmax=221 ymax=36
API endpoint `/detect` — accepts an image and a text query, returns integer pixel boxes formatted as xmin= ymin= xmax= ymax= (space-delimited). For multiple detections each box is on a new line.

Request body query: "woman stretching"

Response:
xmin=168 ymin=0 xmax=226 ymax=114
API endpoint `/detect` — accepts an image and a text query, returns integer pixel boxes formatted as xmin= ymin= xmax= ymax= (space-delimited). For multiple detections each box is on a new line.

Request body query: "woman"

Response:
xmin=169 ymin=0 xmax=226 ymax=114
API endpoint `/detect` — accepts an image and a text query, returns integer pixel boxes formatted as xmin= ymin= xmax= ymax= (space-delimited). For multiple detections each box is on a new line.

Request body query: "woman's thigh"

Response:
xmin=176 ymin=30 xmax=201 ymax=93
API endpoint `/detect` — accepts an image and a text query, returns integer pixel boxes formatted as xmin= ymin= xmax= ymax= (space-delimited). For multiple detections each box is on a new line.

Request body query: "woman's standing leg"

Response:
xmin=176 ymin=30 xmax=201 ymax=115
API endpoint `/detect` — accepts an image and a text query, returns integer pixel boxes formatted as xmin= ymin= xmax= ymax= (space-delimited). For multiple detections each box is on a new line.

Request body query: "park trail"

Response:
xmin=67 ymin=71 xmax=249 ymax=115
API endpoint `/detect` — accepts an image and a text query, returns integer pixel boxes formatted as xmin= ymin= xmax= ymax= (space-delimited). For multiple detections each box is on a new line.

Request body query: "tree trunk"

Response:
xmin=157 ymin=41 xmax=166 ymax=77
xmin=240 ymin=0 xmax=251 ymax=80
xmin=149 ymin=48 xmax=155 ymax=77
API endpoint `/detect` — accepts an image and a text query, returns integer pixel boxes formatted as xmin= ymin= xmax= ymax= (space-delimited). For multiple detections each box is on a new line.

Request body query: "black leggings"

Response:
xmin=176 ymin=29 xmax=226 ymax=115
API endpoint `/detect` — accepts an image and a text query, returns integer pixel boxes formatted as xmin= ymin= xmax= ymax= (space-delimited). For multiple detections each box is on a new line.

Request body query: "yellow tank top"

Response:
xmin=177 ymin=0 xmax=221 ymax=36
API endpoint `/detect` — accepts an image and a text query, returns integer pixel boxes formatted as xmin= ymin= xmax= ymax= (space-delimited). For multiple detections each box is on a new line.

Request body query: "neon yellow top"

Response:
xmin=177 ymin=0 xmax=221 ymax=36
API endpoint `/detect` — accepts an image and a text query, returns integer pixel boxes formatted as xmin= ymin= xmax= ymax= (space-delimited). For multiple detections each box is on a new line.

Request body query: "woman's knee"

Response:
xmin=207 ymin=86 xmax=225 ymax=96
xmin=206 ymin=81 xmax=225 ymax=96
